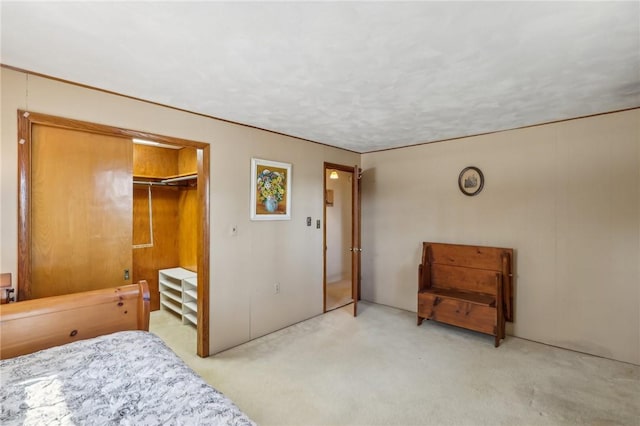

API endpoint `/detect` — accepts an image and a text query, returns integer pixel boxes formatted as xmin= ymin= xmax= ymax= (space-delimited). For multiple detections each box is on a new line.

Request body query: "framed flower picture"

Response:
xmin=250 ymin=158 xmax=292 ymax=220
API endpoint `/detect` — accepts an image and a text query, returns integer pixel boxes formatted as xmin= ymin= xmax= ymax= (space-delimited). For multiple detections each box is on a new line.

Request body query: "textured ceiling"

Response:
xmin=1 ymin=2 xmax=639 ymax=153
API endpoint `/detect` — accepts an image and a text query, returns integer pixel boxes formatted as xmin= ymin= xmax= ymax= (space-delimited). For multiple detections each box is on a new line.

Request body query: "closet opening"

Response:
xmin=17 ymin=110 xmax=211 ymax=357
xmin=132 ymin=140 xmax=199 ymax=326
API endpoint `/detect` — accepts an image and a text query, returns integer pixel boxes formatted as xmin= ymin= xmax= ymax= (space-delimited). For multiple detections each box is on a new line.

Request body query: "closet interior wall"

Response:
xmin=132 ymin=145 xmax=198 ymax=311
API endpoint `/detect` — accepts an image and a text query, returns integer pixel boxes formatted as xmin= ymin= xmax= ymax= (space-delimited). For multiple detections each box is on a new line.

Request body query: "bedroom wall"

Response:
xmin=360 ymin=109 xmax=640 ymax=365
xmin=0 ymin=67 xmax=359 ymax=354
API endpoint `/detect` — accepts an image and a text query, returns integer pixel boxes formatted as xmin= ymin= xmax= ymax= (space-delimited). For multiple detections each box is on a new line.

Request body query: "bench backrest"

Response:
xmin=420 ymin=242 xmax=514 ymax=320
xmin=432 ymin=263 xmax=500 ymax=295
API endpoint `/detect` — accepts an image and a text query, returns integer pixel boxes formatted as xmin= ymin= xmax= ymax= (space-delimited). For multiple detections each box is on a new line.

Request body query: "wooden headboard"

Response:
xmin=0 ymin=281 xmax=150 ymax=359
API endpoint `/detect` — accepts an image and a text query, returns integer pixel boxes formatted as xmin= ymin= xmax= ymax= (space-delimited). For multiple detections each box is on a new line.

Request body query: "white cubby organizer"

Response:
xmin=158 ymin=267 xmax=198 ymax=326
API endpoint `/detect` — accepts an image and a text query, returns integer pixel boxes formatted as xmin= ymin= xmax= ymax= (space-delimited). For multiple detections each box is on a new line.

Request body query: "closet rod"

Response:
xmin=133 ymin=180 xmax=167 ymax=186
xmin=161 ymin=174 xmax=197 ymax=184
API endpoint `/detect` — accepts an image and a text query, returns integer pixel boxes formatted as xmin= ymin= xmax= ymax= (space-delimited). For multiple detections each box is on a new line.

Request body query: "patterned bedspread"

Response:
xmin=0 ymin=331 xmax=255 ymax=425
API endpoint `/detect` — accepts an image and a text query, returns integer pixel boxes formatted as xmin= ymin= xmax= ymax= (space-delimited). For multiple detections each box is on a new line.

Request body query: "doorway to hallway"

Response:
xmin=323 ymin=164 xmax=355 ymax=312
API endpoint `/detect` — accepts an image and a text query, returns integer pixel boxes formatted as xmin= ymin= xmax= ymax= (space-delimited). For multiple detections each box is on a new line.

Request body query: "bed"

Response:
xmin=0 ymin=281 xmax=255 ymax=425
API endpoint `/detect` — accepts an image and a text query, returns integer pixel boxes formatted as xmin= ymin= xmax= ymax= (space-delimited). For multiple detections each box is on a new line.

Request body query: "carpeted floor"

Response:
xmin=326 ymin=279 xmax=353 ymax=311
xmin=150 ymin=302 xmax=639 ymax=426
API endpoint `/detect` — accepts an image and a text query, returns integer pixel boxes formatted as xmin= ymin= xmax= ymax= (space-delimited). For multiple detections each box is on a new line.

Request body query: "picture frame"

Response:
xmin=325 ymin=189 xmax=334 ymax=206
xmin=458 ymin=166 xmax=484 ymax=196
xmin=250 ymin=158 xmax=292 ymax=220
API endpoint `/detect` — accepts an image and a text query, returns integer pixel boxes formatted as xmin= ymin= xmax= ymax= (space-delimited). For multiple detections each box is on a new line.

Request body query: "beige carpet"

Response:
xmin=326 ymin=279 xmax=353 ymax=311
xmin=150 ymin=302 xmax=639 ymax=426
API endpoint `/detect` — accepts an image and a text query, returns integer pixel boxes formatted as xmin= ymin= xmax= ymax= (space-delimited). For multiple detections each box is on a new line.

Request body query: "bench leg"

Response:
xmin=498 ymin=310 xmax=506 ymax=343
xmin=494 ymin=317 xmax=506 ymax=347
xmin=417 ymin=315 xmax=424 ymax=326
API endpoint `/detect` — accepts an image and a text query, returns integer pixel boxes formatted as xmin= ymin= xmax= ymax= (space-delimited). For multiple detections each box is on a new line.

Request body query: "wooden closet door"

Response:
xmin=30 ymin=124 xmax=133 ymax=299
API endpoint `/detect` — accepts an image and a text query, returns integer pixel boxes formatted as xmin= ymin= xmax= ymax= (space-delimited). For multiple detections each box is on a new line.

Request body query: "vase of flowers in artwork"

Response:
xmin=263 ymin=196 xmax=278 ymax=212
xmin=257 ymin=169 xmax=285 ymax=213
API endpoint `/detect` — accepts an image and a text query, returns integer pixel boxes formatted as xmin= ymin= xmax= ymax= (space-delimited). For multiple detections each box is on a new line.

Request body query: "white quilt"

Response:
xmin=0 ymin=331 xmax=255 ymax=425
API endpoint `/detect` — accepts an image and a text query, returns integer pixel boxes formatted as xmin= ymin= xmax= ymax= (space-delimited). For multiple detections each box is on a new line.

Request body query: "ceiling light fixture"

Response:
xmin=132 ymin=138 xmax=160 ymax=146
xmin=132 ymin=138 xmax=183 ymax=149
xmin=329 ymin=171 xmax=339 ymax=180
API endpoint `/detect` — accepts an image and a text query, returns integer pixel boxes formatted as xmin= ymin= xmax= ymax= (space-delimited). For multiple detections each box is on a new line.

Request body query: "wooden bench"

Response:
xmin=417 ymin=242 xmax=513 ymax=347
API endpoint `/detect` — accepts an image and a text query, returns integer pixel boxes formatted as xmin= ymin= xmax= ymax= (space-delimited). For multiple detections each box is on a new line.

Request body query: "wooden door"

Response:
xmin=30 ymin=124 xmax=133 ymax=299
xmin=351 ymin=165 xmax=361 ymax=317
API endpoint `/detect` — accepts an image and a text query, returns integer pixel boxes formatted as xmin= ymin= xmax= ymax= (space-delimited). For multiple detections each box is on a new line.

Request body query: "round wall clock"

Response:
xmin=458 ymin=166 xmax=484 ymax=196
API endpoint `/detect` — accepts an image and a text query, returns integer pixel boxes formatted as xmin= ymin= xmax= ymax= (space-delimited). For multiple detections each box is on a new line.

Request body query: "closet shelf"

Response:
xmin=160 ymin=299 xmax=182 ymax=315
xmin=184 ymin=313 xmax=197 ymax=326
xmin=133 ymin=172 xmax=197 ymax=188
xmin=159 ymin=268 xmax=198 ymax=327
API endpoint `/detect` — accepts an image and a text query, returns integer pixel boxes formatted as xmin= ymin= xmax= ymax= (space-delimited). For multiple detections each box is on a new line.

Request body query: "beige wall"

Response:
xmin=361 ymin=109 xmax=640 ymax=364
xmin=0 ymin=68 xmax=359 ymax=354
xmin=2 ymin=67 xmax=638 ymax=364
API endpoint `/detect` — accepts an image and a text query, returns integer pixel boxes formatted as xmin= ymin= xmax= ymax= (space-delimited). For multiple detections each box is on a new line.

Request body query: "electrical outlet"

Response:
xmin=316 ymin=219 xmax=321 ymax=229
xmin=274 ymin=282 xmax=280 ymax=294
xmin=307 ymin=217 xmax=312 ymax=226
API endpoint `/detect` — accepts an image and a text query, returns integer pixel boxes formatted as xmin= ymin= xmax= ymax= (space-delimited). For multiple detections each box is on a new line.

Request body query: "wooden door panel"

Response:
xmin=351 ymin=165 xmax=361 ymax=317
xmin=31 ymin=125 xmax=132 ymax=299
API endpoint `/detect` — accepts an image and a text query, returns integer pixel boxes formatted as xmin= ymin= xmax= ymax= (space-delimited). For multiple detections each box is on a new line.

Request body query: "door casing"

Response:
xmin=323 ymin=162 xmax=361 ymax=315
xmin=17 ymin=110 xmax=211 ymax=357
